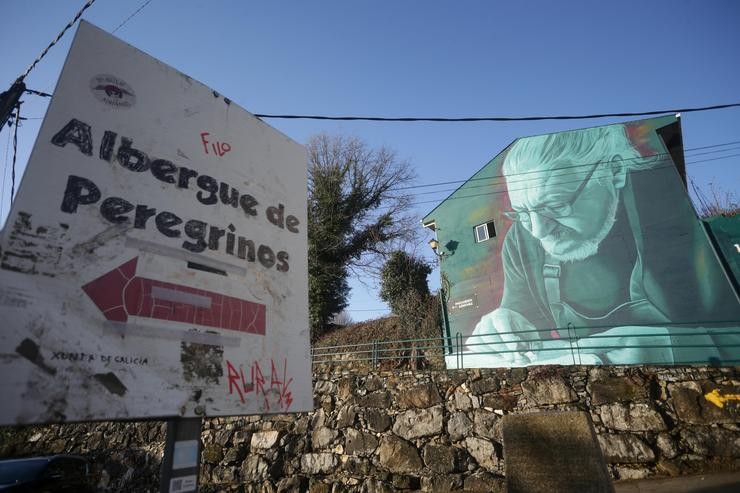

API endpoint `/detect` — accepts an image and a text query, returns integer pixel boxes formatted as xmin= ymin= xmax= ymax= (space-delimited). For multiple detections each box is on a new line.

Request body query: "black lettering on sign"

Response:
xmin=183 ymin=220 xmax=207 ymax=252
xmin=219 ymin=183 xmax=239 ymax=208
xmin=51 ymin=119 xmax=93 ymax=156
xmin=177 ymin=167 xmax=198 ymax=189
xmin=258 ymin=245 xmax=275 ymax=269
xmin=60 ymin=175 xmax=101 ymax=213
xmin=238 ymin=238 xmax=255 ymax=261
xmin=286 ymin=215 xmax=300 ymax=234
xmin=266 ymin=203 xmax=285 ymax=229
xmin=208 ymin=225 xmax=225 ymax=250
xmin=99 ymin=131 xmax=117 ymax=161
xmin=100 ymin=197 xmax=133 ymax=223
xmin=239 ymin=194 xmax=259 ymax=216
xmin=225 ymin=224 xmax=236 ymax=255
xmin=117 ymin=137 xmax=150 ymax=172
xmin=150 ymin=159 xmax=177 ymax=184
xmin=277 ymin=251 xmax=290 ymax=272
xmin=156 ymin=211 xmax=182 ymax=237
xmin=196 ymin=175 xmax=218 ymax=205
xmin=134 ymin=205 xmax=156 ymax=229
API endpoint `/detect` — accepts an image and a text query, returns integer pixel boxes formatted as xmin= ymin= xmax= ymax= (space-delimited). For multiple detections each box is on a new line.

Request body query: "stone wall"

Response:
xmin=1 ymin=365 xmax=739 ymax=492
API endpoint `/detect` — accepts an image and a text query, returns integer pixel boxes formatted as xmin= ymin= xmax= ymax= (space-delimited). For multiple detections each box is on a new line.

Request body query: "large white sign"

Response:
xmin=0 ymin=21 xmax=311 ymax=424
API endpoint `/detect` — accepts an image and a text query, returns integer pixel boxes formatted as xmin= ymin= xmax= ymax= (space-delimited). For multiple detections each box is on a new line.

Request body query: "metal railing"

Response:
xmin=311 ymin=321 xmax=740 ymax=371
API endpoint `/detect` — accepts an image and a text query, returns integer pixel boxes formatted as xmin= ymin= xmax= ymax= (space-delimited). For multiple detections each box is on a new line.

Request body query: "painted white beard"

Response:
xmin=541 ymin=196 xmax=619 ymax=263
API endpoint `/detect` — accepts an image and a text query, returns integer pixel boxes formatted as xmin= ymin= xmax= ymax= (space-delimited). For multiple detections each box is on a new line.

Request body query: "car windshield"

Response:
xmin=0 ymin=459 xmax=49 ymax=485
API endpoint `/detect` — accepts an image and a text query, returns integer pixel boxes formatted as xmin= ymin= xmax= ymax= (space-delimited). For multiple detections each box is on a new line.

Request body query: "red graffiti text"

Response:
xmin=200 ymin=132 xmax=232 ymax=157
xmin=226 ymin=358 xmax=293 ymax=411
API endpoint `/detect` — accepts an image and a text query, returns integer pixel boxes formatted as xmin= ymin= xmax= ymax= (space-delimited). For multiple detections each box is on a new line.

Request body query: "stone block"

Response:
xmin=464 ymin=436 xmax=498 ymax=471
xmin=680 ymin=427 xmax=740 ymax=457
xmin=521 ymin=376 xmax=577 ymax=406
xmin=464 ymin=472 xmax=506 ymax=493
xmin=669 ymin=381 xmax=739 ymax=424
xmin=503 ymin=411 xmax=613 ymax=493
xmin=397 ymin=382 xmax=442 ymax=409
xmin=364 ymin=408 xmax=392 ymax=432
xmin=354 ymin=391 xmax=391 ymax=409
xmin=422 ymin=444 xmax=461 ymax=473
xmin=599 ymin=402 xmax=666 ymax=432
xmin=482 ymin=393 xmax=518 ymax=411
xmin=597 ymin=433 xmax=655 ymax=463
xmin=336 ymin=404 xmax=357 ymax=428
xmin=377 ymin=436 xmax=422 ymax=473
xmin=473 ymin=410 xmax=500 ymax=440
xmin=656 ymin=432 xmax=679 ymax=459
xmin=392 ymin=405 xmax=443 ymax=440
xmin=420 ymin=474 xmax=463 ymax=492
xmin=470 ymin=376 xmax=500 ymax=395
xmin=251 ymin=430 xmax=280 ymax=450
xmin=311 ymin=426 xmax=338 ymax=450
xmin=447 ymin=412 xmax=473 ymax=442
xmin=588 ymin=375 xmax=648 ymax=405
xmin=344 ymin=429 xmax=378 ymax=456
xmin=300 ymin=453 xmax=337 ymax=474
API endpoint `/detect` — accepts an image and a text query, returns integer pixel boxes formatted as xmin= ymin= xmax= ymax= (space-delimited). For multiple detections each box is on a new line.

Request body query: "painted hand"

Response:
xmin=468 ymin=308 xmax=543 ymax=363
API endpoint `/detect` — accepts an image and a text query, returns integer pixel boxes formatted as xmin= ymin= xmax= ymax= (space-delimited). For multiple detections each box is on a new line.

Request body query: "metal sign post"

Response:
xmin=160 ymin=417 xmax=203 ymax=493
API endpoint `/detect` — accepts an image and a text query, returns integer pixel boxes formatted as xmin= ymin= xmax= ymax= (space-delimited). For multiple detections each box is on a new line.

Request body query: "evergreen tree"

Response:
xmin=307 ymin=133 xmax=414 ymax=339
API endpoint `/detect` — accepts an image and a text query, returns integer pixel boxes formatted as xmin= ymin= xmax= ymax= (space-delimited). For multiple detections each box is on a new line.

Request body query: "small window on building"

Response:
xmin=474 ymin=221 xmax=496 ymax=243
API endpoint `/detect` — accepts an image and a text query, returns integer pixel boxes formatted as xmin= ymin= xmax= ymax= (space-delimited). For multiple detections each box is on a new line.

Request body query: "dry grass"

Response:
xmin=312 ymin=299 xmax=447 ymax=372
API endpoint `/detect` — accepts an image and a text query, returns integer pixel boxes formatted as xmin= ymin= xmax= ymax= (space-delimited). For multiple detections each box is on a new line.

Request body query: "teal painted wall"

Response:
xmin=424 ymin=116 xmax=740 ymax=367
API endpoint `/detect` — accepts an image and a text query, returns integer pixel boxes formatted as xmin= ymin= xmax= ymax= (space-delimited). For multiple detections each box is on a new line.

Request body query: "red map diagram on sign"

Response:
xmin=82 ymin=257 xmax=265 ymax=335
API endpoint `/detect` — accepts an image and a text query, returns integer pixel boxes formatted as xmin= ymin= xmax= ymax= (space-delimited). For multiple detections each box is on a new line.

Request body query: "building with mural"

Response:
xmin=422 ymin=115 xmax=740 ymax=368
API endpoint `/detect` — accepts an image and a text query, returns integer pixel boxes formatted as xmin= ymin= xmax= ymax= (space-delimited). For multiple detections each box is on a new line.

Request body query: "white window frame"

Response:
xmin=474 ymin=221 xmax=496 ymax=243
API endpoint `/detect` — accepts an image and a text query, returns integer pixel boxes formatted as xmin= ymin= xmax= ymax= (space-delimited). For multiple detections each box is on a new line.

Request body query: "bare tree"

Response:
xmin=307 ymin=133 xmax=416 ymax=338
xmin=691 ymin=179 xmax=739 ymax=218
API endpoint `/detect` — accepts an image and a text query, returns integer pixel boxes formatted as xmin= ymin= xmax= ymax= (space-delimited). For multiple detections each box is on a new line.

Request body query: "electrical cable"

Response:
xmin=112 ymin=0 xmax=154 ymax=33
xmin=406 ymin=146 xmax=740 ymax=199
xmin=24 ymin=89 xmax=52 ymax=98
xmin=368 ymin=151 xmax=740 ymax=211
xmin=256 ymin=102 xmax=740 ymax=122
xmin=19 ymin=0 xmax=97 ymax=81
xmin=1 ymin=123 xmax=11 ymax=219
xmin=10 ymin=103 xmax=20 ymax=201
xmin=389 ymin=139 xmax=740 ymax=193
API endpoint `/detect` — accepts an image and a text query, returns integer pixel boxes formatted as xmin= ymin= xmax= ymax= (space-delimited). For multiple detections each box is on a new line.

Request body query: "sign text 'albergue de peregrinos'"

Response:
xmin=52 ymin=118 xmax=298 ymax=272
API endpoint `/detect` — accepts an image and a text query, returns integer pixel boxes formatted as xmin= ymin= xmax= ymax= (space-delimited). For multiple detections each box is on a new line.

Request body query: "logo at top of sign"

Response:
xmin=90 ymin=74 xmax=136 ymax=109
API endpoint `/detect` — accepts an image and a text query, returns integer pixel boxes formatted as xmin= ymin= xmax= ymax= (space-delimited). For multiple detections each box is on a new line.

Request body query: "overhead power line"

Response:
xmin=19 ymin=0 xmax=97 ymax=81
xmin=400 ymin=153 xmax=740 ymax=209
xmin=389 ymin=139 xmax=740 ymax=193
xmin=255 ymin=102 xmax=740 ymax=122
xmin=112 ymin=0 xmax=154 ymax=33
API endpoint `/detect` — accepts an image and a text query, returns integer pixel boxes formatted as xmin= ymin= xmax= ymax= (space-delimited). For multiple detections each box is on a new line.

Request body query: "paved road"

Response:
xmin=614 ymin=472 xmax=740 ymax=493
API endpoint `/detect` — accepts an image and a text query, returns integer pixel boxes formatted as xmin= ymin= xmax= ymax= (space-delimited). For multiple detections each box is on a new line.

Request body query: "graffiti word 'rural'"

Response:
xmin=226 ymin=358 xmax=293 ymax=411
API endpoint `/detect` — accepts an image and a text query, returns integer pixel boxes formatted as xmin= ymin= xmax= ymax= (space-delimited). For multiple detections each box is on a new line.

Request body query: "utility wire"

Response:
xmin=1 ymin=123 xmax=11 ymax=218
xmin=255 ymin=102 xmax=740 ymax=122
xmin=112 ymin=0 xmax=154 ymax=33
xmin=19 ymin=0 xmax=96 ymax=81
xmin=408 ymin=146 xmax=740 ymax=198
xmin=401 ymin=154 xmax=740 ymax=209
xmin=366 ymin=150 xmax=740 ymax=212
xmin=24 ymin=89 xmax=52 ymax=98
xmin=390 ymin=139 xmax=740 ymax=193
xmin=10 ymin=103 xmax=20 ymax=201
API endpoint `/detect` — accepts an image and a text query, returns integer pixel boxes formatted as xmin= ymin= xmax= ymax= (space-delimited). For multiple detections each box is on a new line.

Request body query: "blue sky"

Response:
xmin=2 ymin=0 xmax=739 ymax=321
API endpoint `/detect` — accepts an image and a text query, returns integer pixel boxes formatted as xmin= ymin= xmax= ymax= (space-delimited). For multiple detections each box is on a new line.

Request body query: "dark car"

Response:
xmin=0 ymin=455 xmax=94 ymax=492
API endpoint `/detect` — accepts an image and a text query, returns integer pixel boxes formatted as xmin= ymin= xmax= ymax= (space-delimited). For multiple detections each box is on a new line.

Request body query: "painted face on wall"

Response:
xmin=505 ymin=162 xmax=625 ymax=262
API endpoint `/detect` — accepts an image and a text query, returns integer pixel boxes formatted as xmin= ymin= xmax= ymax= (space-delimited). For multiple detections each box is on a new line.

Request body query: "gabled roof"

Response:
xmin=421 ymin=114 xmax=680 ymax=226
